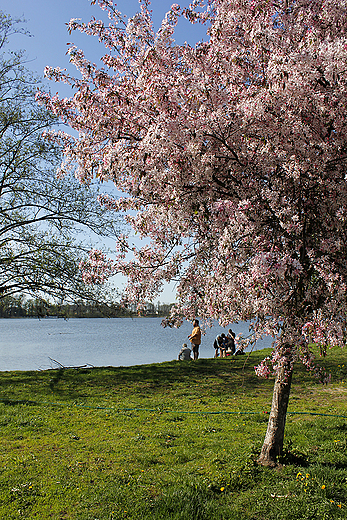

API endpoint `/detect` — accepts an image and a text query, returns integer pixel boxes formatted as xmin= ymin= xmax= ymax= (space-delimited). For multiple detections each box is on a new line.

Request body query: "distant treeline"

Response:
xmin=0 ymin=295 xmax=173 ymax=319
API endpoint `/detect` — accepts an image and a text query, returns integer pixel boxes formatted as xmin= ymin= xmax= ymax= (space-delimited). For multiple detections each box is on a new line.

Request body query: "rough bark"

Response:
xmin=257 ymin=366 xmax=293 ymax=467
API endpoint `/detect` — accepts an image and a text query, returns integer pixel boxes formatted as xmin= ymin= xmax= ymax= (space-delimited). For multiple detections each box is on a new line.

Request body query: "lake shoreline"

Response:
xmin=0 ymin=317 xmax=273 ymax=372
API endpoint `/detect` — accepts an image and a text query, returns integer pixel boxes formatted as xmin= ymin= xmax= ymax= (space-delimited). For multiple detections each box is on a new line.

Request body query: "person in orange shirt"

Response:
xmin=188 ymin=319 xmax=201 ymax=360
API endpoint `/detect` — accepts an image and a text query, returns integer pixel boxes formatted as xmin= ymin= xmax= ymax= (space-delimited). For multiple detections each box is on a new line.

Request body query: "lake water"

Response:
xmin=0 ymin=317 xmax=273 ymax=372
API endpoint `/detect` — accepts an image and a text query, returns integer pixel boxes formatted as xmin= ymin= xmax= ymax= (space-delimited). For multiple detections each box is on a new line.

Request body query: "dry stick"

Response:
xmin=48 ymin=357 xmax=94 ymax=370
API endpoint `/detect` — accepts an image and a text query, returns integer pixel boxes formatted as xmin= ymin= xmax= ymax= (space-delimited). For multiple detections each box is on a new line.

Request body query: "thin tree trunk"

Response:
xmin=257 ymin=365 xmax=293 ymax=467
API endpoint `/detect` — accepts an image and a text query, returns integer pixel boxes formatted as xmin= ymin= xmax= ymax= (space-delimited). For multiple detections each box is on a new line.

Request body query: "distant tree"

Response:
xmin=0 ymin=294 xmax=25 ymax=317
xmin=40 ymin=0 xmax=347 ymax=466
xmin=0 ymin=11 xmax=121 ymax=304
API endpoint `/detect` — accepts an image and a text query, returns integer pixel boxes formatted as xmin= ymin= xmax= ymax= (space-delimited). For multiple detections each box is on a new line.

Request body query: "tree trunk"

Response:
xmin=257 ymin=365 xmax=293 ymax=467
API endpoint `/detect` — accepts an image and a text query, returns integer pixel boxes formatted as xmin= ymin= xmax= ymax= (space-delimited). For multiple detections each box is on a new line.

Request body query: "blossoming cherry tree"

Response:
xmin=38 ymin=0 xmax=347 ymax=466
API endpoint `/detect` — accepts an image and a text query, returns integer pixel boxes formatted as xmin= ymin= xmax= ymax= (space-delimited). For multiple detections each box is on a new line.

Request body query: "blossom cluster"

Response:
xmin=79 ymin=249 xmax=115 ymax=285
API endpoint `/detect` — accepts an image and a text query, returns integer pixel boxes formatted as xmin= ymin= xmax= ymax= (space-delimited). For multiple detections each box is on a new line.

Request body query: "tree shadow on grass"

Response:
xmin=0 ymin=398 xmax=37 ymax=406
xmin=0 ymin=355 xmax=273 ymax=401
xmin=279 ymin=447 xmax=310 ymax=467
xmin=0 ymin=353 xmax=310 ymax=401
xmin=84 ymin=357 xmax=270 ymax=399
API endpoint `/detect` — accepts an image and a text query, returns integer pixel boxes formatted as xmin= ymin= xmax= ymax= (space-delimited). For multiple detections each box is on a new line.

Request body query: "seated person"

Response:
xmin=178 ymin=343 xmax=192 ymax=360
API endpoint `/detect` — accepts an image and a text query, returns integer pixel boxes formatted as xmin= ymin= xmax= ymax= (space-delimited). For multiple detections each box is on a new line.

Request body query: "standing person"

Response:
xmin=188 ymin=319 xmax=201 ymax=360
xmin=219 ymin=333 xmax=227 ymax=358
xmin=213 ymin=335 xmax=223 ymax=358
xmin=226 ymin=329 xmax=236 ymax=355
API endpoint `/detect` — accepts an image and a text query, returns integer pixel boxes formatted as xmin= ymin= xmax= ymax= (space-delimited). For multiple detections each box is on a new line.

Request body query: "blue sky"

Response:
xmin=4 ymin=0 xmax=207 ymax=92
xmin=2 ymin=0 xmax=207 ymax=303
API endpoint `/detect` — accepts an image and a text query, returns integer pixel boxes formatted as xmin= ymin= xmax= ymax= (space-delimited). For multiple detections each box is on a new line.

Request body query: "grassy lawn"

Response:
xmin=0 ymin=347 xmax=346 ymax=519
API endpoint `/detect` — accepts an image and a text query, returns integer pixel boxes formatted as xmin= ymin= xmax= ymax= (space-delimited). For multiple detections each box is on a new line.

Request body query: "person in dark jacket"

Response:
xmin=213 ymin=335 xmax=224 ymax=358
xmin=219 ymin=333 xmax=228 ymax=357
xmin=226 ymin=329 xmax=236 ymax=355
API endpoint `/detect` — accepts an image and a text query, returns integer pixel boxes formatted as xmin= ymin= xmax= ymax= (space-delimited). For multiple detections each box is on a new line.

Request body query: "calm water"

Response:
xmin=0 ymin=317 xmax=272 ymax=371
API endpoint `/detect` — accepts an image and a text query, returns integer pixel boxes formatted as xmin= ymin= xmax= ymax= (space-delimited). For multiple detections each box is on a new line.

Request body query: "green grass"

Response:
xmin=0 ymin=347 xmax=347 ymax=519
